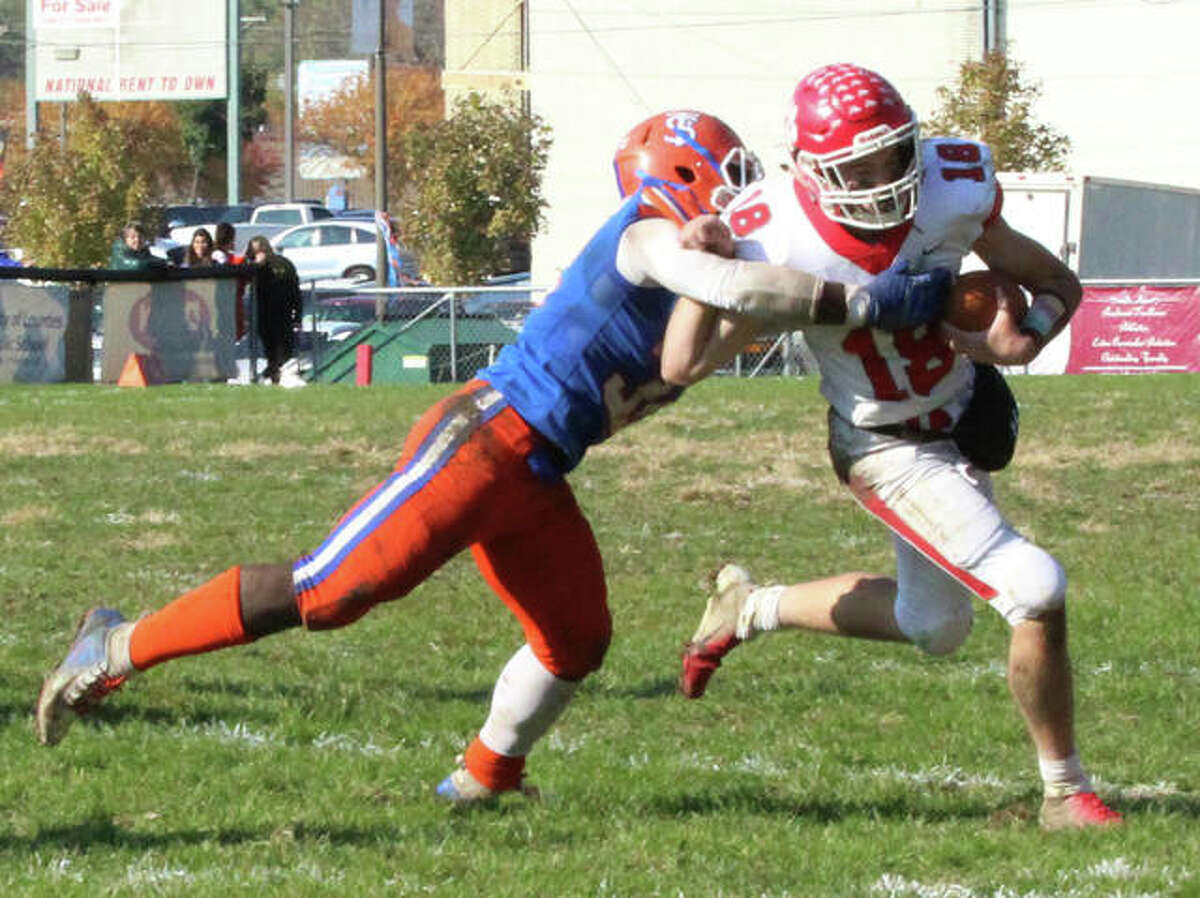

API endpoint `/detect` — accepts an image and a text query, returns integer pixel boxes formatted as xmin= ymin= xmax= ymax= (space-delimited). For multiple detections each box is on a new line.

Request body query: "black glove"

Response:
xmin=865 ymin=261 xmax=953 ymax=331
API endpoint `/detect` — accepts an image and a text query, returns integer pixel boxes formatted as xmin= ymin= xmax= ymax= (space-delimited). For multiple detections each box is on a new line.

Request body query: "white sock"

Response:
xmin=105 ymin=621 xmax=138 ymax=678
xmin=1038 ymin=752 xmax=1092 ymax=798
xmin=736 ymin=585 xmax=784 ymax=640
xmin=478 ymin=643 xmax=580 ymax=757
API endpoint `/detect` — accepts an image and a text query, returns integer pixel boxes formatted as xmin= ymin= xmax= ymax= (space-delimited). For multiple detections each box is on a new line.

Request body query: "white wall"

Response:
xmin=1007 ymin=0 xmax=1200 ymax=189
xmin=526 ymin=0 xmax=1200 ymax=284
xmin=527 ymin=1 xmax=978 ymax=284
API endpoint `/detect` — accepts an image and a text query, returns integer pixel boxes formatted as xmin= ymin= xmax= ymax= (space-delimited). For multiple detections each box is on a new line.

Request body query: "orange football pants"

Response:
xmin=292 ymin=381 xmax=610 ymax=680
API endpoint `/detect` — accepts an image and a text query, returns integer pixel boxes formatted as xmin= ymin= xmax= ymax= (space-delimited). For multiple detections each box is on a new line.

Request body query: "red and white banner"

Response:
xmin=1066 ymin=285 xmax=1200 ymax=374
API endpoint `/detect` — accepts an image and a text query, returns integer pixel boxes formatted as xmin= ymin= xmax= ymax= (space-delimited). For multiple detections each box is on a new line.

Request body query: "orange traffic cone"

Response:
xmin=117 ymin=353 xmax=164 ymax=387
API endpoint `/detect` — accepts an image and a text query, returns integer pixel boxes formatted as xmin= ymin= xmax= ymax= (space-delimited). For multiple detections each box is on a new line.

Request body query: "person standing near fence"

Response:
xmin=245 ymin=235 xmax=302 ymax=385
xmin=182 ymin=228 xmax=215 ymax=268
xmin=109 ymin=222 xmax=168 ymax=272
xmin=34 ymin=110 xmax=951 ymax=804
xmin=213 ymin=223 xmax=249 ymax=339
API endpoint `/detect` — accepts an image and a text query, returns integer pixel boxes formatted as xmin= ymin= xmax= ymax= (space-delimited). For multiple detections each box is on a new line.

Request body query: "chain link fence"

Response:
xmin=301 ymin=281 xmax=814 ymax=383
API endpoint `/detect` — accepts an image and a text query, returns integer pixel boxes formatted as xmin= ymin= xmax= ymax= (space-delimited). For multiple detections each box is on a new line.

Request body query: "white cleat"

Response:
xmin=35 ymin=608 xmax=134 ymax=747
xmin=679 ymin=564 xmax=756 ymax=699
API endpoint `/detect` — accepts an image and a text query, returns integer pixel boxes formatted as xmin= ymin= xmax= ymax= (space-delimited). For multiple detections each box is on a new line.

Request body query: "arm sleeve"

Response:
xmin=620 ymin=218 xmax=864 ymax=326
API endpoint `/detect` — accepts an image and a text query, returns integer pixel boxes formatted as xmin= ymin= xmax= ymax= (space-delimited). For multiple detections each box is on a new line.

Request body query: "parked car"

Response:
xmin=250 ymin=202 xmax=333 ymax=227
xmin=462 ymin=271 xmax=535 ymax=319
xmin=165 ymin=203 xmax=254 ymax=246
xmin=272 ymin=220 xmax=418 ymax=283
xmin=235 ymin=203 xmax=336 ymax=254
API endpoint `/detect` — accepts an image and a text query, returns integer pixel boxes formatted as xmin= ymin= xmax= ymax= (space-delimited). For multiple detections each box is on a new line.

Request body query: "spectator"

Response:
xmin=246 ymin=235 xmax=302 ymax=384
xmin=183 ymin=228 xmax=215 ymax=268
xmin=109 ymin=222 xmax=168 ymax=271
xmin=324 ymin=178 xmax=348 ymax=214
xmin=210 ymin=223 xmax=240 ymax=265
xmin=213 ymin=223 xmax=250 ymax=338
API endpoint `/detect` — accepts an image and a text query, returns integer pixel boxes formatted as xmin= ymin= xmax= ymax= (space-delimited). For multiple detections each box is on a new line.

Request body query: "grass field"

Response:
xmin=1 ymin=374 xmax=1198 ymax=897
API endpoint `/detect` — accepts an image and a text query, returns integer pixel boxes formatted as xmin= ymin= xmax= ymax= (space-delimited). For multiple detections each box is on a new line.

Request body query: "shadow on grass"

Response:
xmin=1115 ymin=794 xmax=1200 ymax=819
xmin=586 ymin=676 xmax=680 ymax=699
xmin=8 ymin=815 xmax=403 ymax=853
xmin=389 ymin=683 xmax=492 ymax=703
xmin=63 ymin=701 xmax=283 ymax=734
xmin=649 ymin=784 xmax=1002 ymax=824
xmin=651 ymin=785 xmax=1200 ymax=825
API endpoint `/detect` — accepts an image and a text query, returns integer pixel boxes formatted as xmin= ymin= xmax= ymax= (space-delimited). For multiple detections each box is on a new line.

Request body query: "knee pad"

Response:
xmin=896 ymin=596 xmax=974 ymax=656
xmin=983 ymin=540 xmax=1067 ymax=626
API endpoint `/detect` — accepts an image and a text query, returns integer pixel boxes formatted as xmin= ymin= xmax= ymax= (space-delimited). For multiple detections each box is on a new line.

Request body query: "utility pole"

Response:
xmin=374 ymin=0 xmax=388 ymax=287
xmin=24 ymin=0 xmax=37 ymax=149
xmin=227 ymin=0 xmax=241 ymax=204
xmin=283 ymin=0 xmax=298 ymax=202
xmin=983 ymin=0 xmax=1005 ymax=55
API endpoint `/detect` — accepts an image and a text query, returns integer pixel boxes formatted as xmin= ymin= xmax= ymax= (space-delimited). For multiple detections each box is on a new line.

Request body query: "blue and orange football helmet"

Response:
xmin=614 ymin=111 xmax=761 ymax=225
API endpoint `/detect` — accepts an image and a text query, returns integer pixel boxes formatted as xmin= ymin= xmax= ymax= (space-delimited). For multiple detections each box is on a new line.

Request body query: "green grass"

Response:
xmin=1 ymin=375 xmax=1198 ymax=897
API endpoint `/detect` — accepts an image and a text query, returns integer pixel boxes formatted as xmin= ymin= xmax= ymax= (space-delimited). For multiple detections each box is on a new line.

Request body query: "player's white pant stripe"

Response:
xmin=292 ymin=387 xmax=504 ymax=591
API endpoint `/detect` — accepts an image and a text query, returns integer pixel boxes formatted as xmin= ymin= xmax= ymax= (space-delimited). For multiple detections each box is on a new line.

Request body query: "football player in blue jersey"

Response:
xmin=36 ymin=110 xmax=952 ymax=803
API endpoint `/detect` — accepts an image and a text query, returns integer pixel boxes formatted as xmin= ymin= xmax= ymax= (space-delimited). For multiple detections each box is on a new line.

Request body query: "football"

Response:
xmin=944 ymin=270 xmax=1028 ymax=331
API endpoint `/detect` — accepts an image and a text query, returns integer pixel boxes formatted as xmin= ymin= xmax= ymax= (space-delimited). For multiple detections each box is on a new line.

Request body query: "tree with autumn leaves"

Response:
xmin=300 ymin=72 xmax=552 ymax=284
xmin=298 ymin=65 xmax=444 ymax=192
xmin=0 ymin=96 xmax=157 ymax=267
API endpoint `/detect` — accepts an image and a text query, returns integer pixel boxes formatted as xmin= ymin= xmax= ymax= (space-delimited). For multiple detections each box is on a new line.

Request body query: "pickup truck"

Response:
xmin=234 ymin=203 xmax=334 ymax=252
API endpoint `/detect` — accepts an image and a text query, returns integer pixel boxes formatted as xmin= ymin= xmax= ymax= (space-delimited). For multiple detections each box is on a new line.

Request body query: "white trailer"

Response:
xmin=994 ymin=173 xmax=1200 ymax=279
xmin=964 ymin=174 xmax=1200 ymax=374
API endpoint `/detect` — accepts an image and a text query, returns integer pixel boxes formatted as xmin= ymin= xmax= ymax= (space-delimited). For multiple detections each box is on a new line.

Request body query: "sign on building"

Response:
xmin=32 ymin=0 xmax=227 ymax=102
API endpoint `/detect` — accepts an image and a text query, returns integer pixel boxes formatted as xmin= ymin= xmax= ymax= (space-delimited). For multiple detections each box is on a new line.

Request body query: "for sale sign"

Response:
xmin=32 ymin=0 xmax=226 ymax=101
xmin=34 ymin=0 xmax=119 ymax=30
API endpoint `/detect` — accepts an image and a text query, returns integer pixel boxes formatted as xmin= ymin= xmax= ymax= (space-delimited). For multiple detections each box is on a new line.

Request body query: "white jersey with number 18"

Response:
xmin=724 ymin=137 xmax=1002 ymax=430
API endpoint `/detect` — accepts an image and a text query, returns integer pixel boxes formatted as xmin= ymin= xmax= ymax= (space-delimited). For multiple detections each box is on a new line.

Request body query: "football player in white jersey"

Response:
xmin=671 ymin=63 xmax=1122 ymax=830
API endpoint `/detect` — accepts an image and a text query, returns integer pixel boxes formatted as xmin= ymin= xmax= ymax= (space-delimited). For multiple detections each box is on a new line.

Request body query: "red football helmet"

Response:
xmin=788 ymin=63 xmax=920 ymax=230
xmin=614 ymin=111 xmax=761 ymax=225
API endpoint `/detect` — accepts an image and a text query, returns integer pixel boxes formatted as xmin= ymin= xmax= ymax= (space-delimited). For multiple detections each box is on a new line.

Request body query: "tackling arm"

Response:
xmin=619 ymin=217 xmax=867 ymax=327
xmin=660 ymin=298 xmax=760 ymax=386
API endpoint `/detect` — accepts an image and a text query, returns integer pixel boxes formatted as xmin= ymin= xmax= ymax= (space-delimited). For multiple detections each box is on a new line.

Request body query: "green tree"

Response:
xmin=400 ymin=93 xmax=551 ymax=284
xmin=0 ymin=94 xmax=149 ymax=267
xmin=0 ymin=0 xmax=23 ymax=78
xmin=174 ymin=66 xmax=269 ymax=200
xmin=925 ymin=51 xmax=1070 ymax=172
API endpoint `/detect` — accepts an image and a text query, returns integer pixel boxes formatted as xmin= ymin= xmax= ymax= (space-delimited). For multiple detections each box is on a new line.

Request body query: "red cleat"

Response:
xmin=678 ymin=564 xmax=755 ymax=699
xmin=1039 ymin=791 xmax=1123 ymax=830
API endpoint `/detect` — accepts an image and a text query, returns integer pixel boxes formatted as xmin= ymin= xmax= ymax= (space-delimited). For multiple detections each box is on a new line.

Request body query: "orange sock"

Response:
xmin=464 ymin=737 xmax=526 ymax=792
xmin=129 ymin=566 xmax=253 ymax=671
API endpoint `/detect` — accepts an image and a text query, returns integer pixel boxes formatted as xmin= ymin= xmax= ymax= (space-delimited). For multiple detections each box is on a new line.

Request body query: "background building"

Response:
xmin=448 ymin=1 xmax=1200 ymax=285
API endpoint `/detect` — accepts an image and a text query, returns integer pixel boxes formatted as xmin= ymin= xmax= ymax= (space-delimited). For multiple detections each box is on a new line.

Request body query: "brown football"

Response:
xmin=945 ymin=270 xmax=1028 ymax=331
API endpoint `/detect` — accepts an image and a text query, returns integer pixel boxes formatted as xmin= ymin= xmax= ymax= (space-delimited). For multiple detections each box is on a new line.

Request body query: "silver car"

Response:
xmin=272 ymin=220 xmax=417 ymax=283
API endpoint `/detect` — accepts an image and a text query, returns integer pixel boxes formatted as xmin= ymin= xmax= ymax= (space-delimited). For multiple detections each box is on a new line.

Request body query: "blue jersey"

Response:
xmin=480 ymin=196 xmax=684 ymax=471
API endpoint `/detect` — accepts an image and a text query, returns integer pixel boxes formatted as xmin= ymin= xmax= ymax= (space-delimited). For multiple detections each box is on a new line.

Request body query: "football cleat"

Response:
xmin=434 ymin=757 xmax=539 ymax=805
xmin=679 ymin=564 xmax=756 ymax=699
xmin=35 ymin=608 xmax=133 ymax=747
xmin=1039 ymin=791 xmax=1123 ymax=830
